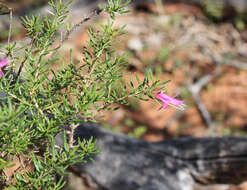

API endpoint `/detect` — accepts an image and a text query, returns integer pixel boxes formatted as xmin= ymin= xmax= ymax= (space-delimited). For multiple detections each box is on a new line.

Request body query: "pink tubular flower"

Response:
xmin=156 ymin=92 xmax=185 ymax=110
xmin=0 ymin=58 xmax=7 ymax=77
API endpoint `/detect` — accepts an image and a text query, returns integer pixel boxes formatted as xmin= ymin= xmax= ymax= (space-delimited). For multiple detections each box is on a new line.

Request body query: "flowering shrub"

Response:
xmin=0 ymin=0 xmax=176 ymax=189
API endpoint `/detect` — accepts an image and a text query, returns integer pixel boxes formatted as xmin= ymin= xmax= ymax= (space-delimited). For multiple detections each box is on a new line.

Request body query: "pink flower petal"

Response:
xmin=156 ymin=93 xmax=169 ymax=101
xmin=162 ymin=101 xmax=169 ymax=109
xmin=0 ymin=70 xmax=3 ymax=77
xmin=169 ymin=98 xmax=184 ymax=105
xmin=156 ymin=92 xmax=184 ymax=110
xmin=0 ymin=58 xmax=7 ymax=68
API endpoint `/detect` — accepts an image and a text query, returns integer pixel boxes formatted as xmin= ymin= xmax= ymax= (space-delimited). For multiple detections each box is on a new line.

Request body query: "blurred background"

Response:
xmin=1 ymin=0 xmax=247 ymax=189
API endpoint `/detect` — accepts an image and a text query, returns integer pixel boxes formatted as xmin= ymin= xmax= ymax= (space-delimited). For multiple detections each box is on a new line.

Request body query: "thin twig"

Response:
xmin=16 ymin=56 xmax=28 ymax=80
xmin=188 ymin=66 xmax=222 ymax=94
xmin=6 ymin=8 xmax=14 ymax=71
xmin=62 ymin=8 xmax=102 ymax=46
xmin=7 ymin=8 xmax=12 ymax=46
xmin=224 ymin=59 xmax=247 ymax=70
xmin=210 ymin=52 xmax=247 ymax=70
xmin=17 ymin=8 xmax=102 ymax=77
xmin=191 ymin=90 xmax=214 ymax=128
xmin=187 ymin=66 xmax=222 ymax=130
xmin=68 ymin=123 xmax=79 ymax=148
xmin=50 ymin=7 xmax=102 ymax=59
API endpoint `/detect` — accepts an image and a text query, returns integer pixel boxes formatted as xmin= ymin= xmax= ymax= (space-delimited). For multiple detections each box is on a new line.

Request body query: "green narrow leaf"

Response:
xmin=135 ymin=73 xmax=140 ymax=84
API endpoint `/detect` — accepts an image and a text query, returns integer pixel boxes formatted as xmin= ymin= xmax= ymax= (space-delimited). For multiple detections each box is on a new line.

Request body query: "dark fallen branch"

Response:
xmin=60 ymin=122 xmax=247 ymax=190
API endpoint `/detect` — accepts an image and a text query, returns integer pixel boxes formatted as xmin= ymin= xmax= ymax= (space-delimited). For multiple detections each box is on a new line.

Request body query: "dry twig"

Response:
xmin=187 ymin=66 xmax=222 ymax=130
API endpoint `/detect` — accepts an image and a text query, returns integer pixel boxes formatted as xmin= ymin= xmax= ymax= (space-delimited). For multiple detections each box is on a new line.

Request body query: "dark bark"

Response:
xmin=65 ymin=122 xmax=247 ymax=190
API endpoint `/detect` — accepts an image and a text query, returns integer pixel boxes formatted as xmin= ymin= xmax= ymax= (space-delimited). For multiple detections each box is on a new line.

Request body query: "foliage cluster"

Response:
xmin=0 ymin=0 xmax=166 ymax=189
